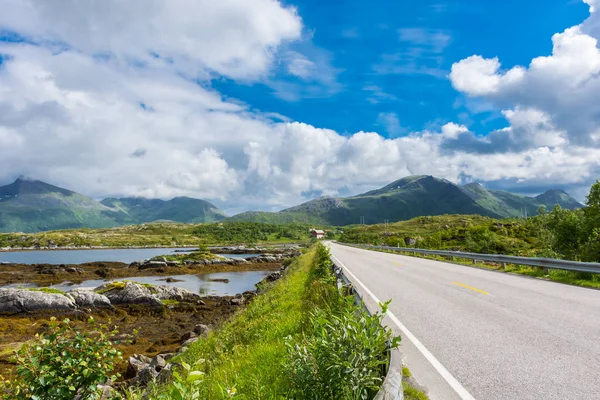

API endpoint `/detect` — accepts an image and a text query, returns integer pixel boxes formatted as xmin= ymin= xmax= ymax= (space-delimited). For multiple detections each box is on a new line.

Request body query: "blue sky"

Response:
xmin=213 ymin=0 xmax=589 ymax=137
xmin=0 ymin=0 xmax=599 ymax=211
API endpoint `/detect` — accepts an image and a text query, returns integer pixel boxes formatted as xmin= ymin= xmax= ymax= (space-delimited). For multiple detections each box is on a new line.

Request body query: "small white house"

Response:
xmin=310 ymin=229 xmax=325 ymax=239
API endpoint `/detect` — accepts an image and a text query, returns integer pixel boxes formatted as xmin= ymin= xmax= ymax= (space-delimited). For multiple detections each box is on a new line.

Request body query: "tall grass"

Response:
xmin=159 ymin=244 xmax=398 ymax=399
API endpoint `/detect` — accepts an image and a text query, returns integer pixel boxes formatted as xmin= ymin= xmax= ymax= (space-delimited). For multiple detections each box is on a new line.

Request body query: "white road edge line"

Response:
xmin=331 ymin=253 xmax=477 ymax=400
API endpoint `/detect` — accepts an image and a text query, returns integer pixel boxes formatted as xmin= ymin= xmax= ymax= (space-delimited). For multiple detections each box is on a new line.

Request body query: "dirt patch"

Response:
xmin=0 ymin=262 xmax=281 ymax=287
xmin=0 ymin=296 xmax=241 ymax=380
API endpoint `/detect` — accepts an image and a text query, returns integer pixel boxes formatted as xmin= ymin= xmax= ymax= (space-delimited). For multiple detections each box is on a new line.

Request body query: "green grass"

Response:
xmin=160 ymin=299 xmax=179 ymax=306
xmin=373 ymin=247 xmax=600 ymax=289
xmin=402 ymin=366 xmax=429 ymax=400
xmin=26 ymin=287 xmax=66 ymax=295
xmin=0 ymin=221 xmax=317 ymax=248
xmin=175 ymin=248 xmax=317 ymax=399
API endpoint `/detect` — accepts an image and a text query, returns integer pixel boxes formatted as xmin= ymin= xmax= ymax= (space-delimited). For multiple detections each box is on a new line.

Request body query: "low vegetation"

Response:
xmin=0 ymin=317 xmax=123 ymax=400
xmin=341 ymin=180 xmax=600 ymax=263
xmin=0 ymin=221 xmax=320 ymax=249
xmin=0 ymin=244 xmax=399 ymax=399
xmin=164 ymin=244 xmax=398 ymax=399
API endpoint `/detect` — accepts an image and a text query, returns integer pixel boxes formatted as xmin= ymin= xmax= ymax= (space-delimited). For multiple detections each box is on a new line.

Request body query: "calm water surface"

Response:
xmin=1 ymin=271 xmax=273 ymax=297
xmin=0 ymin=248 xmax=257 ymax=265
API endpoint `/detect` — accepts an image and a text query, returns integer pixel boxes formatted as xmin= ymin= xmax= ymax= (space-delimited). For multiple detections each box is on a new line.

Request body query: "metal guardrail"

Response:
xmin=344 ymin=244 xmax=600 ymax=274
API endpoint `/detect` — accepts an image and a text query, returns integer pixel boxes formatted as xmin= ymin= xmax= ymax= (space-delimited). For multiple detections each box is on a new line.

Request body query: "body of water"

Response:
xmin=0 ymin=248 xmax=258 ymax=265
xmin=1 ymin=270 xmax=272 ymax=297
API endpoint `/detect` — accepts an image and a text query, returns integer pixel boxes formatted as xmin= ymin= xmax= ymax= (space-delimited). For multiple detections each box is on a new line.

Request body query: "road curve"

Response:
xmin=328 ymin=242 xmax=600 ymax=400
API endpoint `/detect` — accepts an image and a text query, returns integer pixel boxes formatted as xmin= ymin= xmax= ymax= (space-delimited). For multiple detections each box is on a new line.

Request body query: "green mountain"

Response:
xmin=100 ymin=197 xmax=226 ymax=224
xmin=0 ymin=179 xmax=226 ymax=233
xmin=227 ymin=175 xmax=583 ymax=226
xmin=0 ymin=178 xmax=130 ymax=233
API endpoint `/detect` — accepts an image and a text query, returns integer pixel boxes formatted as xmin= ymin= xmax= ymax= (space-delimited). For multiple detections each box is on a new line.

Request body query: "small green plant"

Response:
xmin=157 ymin=360 xmax=206 ymax=400
xmin=287 ymin=300 xmax=401 ymax=400
xmin=26 ymin=287 xmax=66 ymax=295
xmin=0 ymin=317 xmax=123 ymax=400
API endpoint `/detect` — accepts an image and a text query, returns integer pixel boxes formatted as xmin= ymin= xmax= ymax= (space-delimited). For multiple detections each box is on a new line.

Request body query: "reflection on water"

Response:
xmin=0 ymin=248 xmax=258 ymax=265
xmin=1 ymin=271 xmax=273 ymax=297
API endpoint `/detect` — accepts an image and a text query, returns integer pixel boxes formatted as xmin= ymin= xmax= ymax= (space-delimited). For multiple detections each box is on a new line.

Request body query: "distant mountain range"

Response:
xmin=0 ymin=176 xmax=584 ymax=232
xmin=0 ymin=178 xmax=225 ymax=233
xmin=228 ymin=175 xmax=583 ymax=225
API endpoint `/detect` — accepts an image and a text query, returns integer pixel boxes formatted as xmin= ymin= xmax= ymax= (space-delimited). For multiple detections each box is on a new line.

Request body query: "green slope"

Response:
xmin=100 ymin=196 xmax=226 ymax=224
xmin=227 ymin=176 xmax=583 ymax=226
xmin=0 ymin=179 xmax=131 ymax=233
xmin=0 ymin=179 xmax=228 ymax=233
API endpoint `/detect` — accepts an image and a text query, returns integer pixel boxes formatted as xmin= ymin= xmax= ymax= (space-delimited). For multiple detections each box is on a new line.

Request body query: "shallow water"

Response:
xmin=0 ymin=248 xmax=258 ymax=265
xmin=1 ymin=270 xmax=273 ymax=296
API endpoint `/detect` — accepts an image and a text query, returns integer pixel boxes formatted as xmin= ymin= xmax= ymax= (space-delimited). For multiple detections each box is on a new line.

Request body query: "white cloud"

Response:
xmin=450 ymin=1 xmax=600 ymax=146
xmin=0 ymin=0 xmax=599 ymax=213
xmin=0 ymin=0 xmax=302 ymax=80
xmin=376 ymin=112 xmax=405 ymax=137
xmin=285 ymin=51 xmax=317 ymax=78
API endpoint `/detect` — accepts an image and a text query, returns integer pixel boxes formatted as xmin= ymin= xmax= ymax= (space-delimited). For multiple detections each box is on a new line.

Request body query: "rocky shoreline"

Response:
xmin=0 ymin=251 xmax=296 ymax=287
xmin=0 ymin=267 xmax=288 ymax=385
xmin=0 ymin=244 xmax=302 ymax=253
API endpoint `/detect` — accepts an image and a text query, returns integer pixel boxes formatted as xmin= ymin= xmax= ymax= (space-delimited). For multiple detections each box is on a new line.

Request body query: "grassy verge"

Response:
xmin=370 ymin=247 xmax=600 ymax=289
xmin=176 ymin=248 xmax=317 ymax=398
xmin=148 ymin=244 xmax=398 ymax=399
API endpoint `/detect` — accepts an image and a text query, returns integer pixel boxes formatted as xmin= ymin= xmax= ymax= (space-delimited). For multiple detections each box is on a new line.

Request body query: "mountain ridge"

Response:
xmin=0 ymin=179 xmax=226 ymax=233
xmin=227 ymin=175 xmax=583 ymax=225
xmin=0 ymin=176 xmax=585 ymax=232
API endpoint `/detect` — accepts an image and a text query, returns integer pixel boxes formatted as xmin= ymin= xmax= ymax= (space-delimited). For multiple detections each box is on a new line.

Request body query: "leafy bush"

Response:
xmin=0 ymin=317 xmax=123 ymax=400
xmin=287 ymin=243 xmax=401 ymax=400
xmin=287 ymin=301 xmax=401 ymax=400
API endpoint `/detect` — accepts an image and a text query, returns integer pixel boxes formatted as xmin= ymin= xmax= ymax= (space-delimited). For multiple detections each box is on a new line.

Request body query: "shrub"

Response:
xmin=0 ymin=317 xmax=123 ymax=400
xmin=287 ymin=301 xmax=401 ymax=400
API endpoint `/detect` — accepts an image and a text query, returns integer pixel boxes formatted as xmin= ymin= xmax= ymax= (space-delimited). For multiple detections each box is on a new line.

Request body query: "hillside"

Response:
xmin=0 ymin=178 xmax=130 ymax=233
xmin=100 ymin=196 xmax=226 ymax=224
xmin=0 ymin=179 xmax=227 ymax=233
xmin=228 ymin=175 xmax=583 ymax=226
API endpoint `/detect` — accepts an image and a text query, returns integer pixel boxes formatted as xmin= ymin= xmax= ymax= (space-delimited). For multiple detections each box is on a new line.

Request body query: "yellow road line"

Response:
xmin=393 ymin=261 xmax=402 ymax=267
xmin=452 ymin=282 xmax=490 ymax=295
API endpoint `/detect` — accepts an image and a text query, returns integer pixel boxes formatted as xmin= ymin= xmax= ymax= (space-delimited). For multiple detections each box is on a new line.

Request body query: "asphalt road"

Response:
xmin=328 ymin=242 xmax=600 ymax=400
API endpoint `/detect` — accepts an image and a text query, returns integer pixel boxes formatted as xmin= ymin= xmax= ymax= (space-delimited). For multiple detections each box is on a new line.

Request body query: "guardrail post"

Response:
xmin=472 ymin=259 xmax=477 ymax=265
xmin=501 ymin=262 xmax=507 ymax=269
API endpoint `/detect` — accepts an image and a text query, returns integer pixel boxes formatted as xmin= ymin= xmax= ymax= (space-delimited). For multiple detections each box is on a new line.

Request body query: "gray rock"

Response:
xmin=149 ymin=353 xmax=172 ymax=371
xmin=181 ymin=331 xmax=198 ymax=342
xmin=193 ymin=324 xmax=210 ymax=336
xmin=127 ymin=354 xmax=152 ymax=378
xmin=265 ymin=271 xmax=282 ymax=282
xmin=156 ymin=363 xmax=176 ymax=384
xmin=0 ymin=288 xmax=77 ymax=314
xmin=181 ymin=337 xmax=199 ymax=347
xmin=133 ymin=365 xmax=159 ymax=386
xmin=152 ymin=285 xmax=203 ymax=302
xmin=68 ymin=290 xmax=112 ymax=309
xmin=139 ymin=261 xmax=168 ymax=270
xmin=231 ymin=297 xmax=244 ymax=306
xmin=96 ymin=282 xmax=163 ymax=307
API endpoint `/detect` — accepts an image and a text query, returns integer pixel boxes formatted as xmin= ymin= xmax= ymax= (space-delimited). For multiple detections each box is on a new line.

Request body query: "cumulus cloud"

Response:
xmin=450 ymin=1 xmax=600 ymax=147
xmin=0 ymin=0 xmax=302 ymax=80
xmin=0 ymin=0 xmax=599 ymax=212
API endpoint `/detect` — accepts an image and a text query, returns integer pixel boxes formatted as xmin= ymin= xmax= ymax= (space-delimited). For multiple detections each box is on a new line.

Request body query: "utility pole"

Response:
xmin=384 ymin=219 xmax=389 ymax=235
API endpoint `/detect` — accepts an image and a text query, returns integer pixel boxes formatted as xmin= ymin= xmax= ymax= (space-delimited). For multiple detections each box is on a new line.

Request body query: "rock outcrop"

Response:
xmin=0 ymin=281 xmax=207 ymax=314
xmin=95 ymin=282 xmax=164 ymax=307
xmin=68 ymin=290 xmax=112 ymax=309
xmin=0 ymin=289 xmax=77 ymax=314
